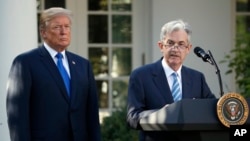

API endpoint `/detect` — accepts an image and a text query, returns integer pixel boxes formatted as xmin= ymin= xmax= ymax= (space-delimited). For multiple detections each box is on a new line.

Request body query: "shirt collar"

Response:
xmin=43 ymin=42 xmax=66 ymax=58
xmin=161 ymin=58 xmax=182 ymax=77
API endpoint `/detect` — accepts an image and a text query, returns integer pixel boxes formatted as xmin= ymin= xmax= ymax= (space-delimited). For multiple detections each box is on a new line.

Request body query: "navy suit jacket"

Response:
xmin=7 ymin=46 xmax=101 ymax=141
xmin=127 ymin=58 xmax=216 ymax=141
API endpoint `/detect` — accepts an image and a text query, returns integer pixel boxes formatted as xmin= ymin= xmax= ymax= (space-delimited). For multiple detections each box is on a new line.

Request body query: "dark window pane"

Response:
xmin=88 ymin=0 xmax=108 ymax=11
xmin=111 ymin=48 xmax=131 ymax=77
xmin=112 ymin=80 xmax=128 ymax=108
xmin=88 ymin=47 xmax=109 ymax=77
xmin=112 ymin=15 xmax=132 ymax=43
xmin=237 ymin=0 xmax=250 ymax=12
xmin=236 ymin=15 xmax=250 ymax=35
xmin=88 ymin=15 xmax=108 ymax=43
xmin=96 ymin=80 xmax=109 ymax=108
xmin=112 ymin=0 xmax=132 ymax=11
xmin=45 ymin=0 xmax=65 ymax=9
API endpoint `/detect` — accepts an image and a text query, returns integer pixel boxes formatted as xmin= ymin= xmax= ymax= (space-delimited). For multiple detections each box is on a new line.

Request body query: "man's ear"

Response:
xmin=40 ymin=30 xmax=46 ymax=38
xmin=186 ymin=44 xmax=192 ymax=53
xmin=158 ymin=41 xmax=164 ymax=52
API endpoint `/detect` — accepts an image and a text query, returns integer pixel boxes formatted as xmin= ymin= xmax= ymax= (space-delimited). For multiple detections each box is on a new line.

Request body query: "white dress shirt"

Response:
xmin=161 ymin=58 xmax=182 ymax=93
xmin=43 ymin=42 xmax=71 ymax=78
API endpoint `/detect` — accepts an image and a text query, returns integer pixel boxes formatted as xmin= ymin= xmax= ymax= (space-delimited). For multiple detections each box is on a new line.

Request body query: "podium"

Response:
xmin=139 ymin=98 xmax=250 ymax=141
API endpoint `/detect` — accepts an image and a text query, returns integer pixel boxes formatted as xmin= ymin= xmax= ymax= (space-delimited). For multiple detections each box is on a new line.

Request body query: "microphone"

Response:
xmin=193 ymin=46 xmax=224 ymax=96
xmin=194 ymin=47 xmax=213 ymax=65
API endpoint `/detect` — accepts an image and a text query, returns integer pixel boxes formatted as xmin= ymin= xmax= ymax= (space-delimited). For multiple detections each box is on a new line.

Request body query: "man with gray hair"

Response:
xmin=6 ymin=7 xmax=101 ymax=141
xmin=127 ymin=19 xmax=216 ymax=141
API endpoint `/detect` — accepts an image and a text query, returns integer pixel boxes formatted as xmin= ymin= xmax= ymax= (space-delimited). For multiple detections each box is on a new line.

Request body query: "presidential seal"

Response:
xmin=217 ymin=92 xmax=249 ymax=128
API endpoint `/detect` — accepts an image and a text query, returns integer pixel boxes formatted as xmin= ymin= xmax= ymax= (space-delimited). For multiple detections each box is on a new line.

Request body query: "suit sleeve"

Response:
xmin=6 ymin=56 xmax=31 ymax=141
xmin=126 ymin=70 xmax=157 ymax=130
xmin=86 ymin=61 xmax=102 ymax=141
xmin=201 ymin=73 xmax=216 ymax=98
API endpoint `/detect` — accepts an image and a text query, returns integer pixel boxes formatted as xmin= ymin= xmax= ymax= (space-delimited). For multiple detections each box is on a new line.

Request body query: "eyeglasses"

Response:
xmin=163 ymin=40 xmax=189 ymax=50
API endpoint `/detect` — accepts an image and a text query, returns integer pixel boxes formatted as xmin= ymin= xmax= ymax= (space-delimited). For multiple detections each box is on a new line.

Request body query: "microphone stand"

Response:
xmin=207 ymin=50 xmax=224 ymax=97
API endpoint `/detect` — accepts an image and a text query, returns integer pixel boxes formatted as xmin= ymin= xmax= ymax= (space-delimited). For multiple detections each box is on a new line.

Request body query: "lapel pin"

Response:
xmin=72 ymin=61 xmax=76 ymax=65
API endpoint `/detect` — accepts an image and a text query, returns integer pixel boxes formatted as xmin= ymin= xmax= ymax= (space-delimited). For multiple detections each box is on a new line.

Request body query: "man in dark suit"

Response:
xmin=6 ymin=7 xmax=101 ymax=141
xmin=126 ymin=19 xmax=216 ymax=141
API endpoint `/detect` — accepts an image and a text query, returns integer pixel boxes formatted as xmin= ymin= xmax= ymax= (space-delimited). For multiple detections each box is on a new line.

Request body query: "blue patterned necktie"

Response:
xmin=56 ymin=53 xmax=71 ymax=97
xmin=171 ymin=72 xmax=181 ymax=101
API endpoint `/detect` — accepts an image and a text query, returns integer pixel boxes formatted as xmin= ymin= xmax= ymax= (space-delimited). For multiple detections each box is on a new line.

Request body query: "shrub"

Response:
xmin=221 ymin=34 xmax=250 ymax=98
xmin=101 ymin=107 xmax=139 ymax=141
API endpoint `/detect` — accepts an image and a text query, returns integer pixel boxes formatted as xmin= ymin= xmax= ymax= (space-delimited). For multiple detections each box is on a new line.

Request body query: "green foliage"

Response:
xmin=101 ymin=107 xmax=139 ymax=141
xmin=221 ymin=34 xmax=250 ymax=98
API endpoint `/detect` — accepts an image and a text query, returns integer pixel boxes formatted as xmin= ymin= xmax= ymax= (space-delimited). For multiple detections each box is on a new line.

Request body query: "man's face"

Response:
xmin=41 ymin=15 xmax=71 ymax=52
xmin=158 ymin=29 xmax=192 ymax=70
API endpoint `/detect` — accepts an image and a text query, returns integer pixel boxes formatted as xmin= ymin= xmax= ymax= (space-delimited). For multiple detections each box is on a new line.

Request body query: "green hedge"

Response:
xmin=101 ymin=107 xmax=139 ymax=141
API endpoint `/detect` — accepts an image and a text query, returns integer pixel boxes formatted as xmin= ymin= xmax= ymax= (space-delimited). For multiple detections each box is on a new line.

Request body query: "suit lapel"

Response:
xmin=66 ymin=52 xmax=78 ymax=105
xmin=181 ymin=66 xmax=191 ymax=99
xmin=39 ymin=46 xmax=70 ymax=103
xmin=152 ymin=59 xmax=173 ymax=103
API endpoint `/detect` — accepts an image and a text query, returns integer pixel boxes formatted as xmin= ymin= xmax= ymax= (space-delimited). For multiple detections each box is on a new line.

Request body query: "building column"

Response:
xmin=0 ymin=0 xmax=37 ymax=140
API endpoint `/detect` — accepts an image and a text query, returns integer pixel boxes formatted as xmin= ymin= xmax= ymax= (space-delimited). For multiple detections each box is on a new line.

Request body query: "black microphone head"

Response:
xmin=194 ymin=46 xmax=204 ymax=57
xmin=193 ymin=46 xmax=213 ymax=64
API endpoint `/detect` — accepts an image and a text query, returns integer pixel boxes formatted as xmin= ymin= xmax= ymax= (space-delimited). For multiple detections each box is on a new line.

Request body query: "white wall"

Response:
xmin=151 ymin=0 xmax=234 ymax=97
xmin=0 ymin=1 xmax=37 ymax=141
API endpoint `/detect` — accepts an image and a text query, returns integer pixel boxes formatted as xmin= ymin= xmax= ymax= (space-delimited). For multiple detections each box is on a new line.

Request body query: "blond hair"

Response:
xmin=39 ymin=7 xmax=72 ymax=31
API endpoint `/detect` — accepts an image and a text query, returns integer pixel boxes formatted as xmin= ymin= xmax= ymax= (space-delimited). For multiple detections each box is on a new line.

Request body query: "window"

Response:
xmin=236 ymin=0 xmax=250 ymax=36
xmin=87 ymin=0 xmax=132 ymax=120
xmin=37 ymin=0 xmax=133 ymax=121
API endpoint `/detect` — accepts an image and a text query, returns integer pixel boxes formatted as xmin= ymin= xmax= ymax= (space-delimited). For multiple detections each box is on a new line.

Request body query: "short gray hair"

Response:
xmin=159 ymin=19 xmax=192 ymax=43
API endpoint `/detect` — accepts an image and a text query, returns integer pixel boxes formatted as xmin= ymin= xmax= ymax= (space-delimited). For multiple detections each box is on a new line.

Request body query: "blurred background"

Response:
xmin=1 ymin=0 xmax=250 ymax=140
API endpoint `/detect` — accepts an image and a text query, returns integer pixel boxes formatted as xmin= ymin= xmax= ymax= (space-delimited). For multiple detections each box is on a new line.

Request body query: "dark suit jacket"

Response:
xmin=6 ymin=46 xmax=101 ymax=141
xmin=127 ymin=58 xmax=216 ymax=141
